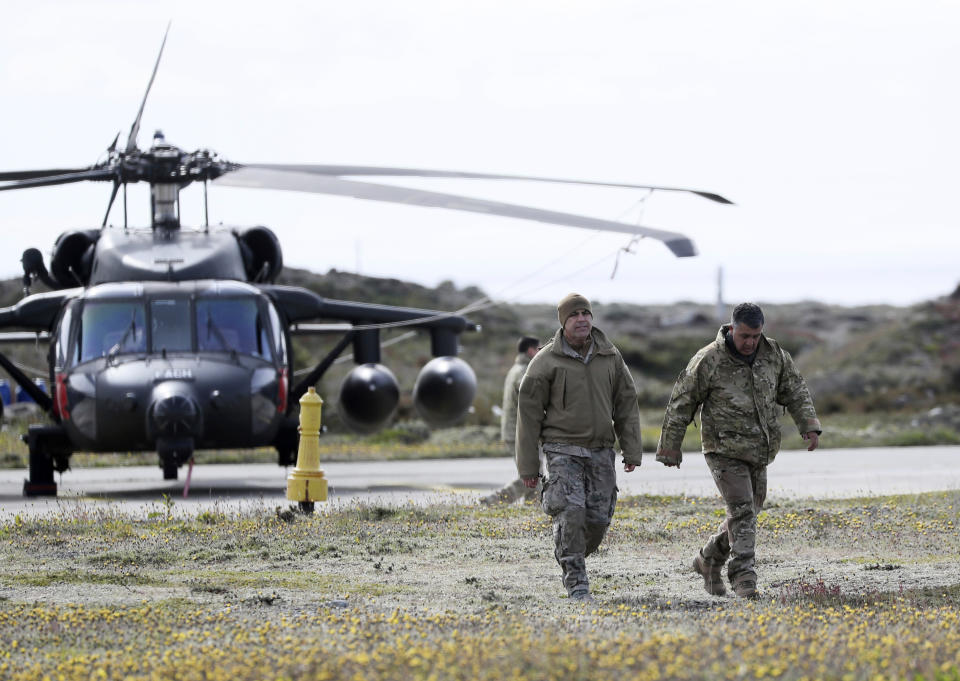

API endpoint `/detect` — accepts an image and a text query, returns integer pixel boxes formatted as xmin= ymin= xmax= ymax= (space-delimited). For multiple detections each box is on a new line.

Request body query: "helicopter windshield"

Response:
xmin=196 ymin=298 xmax=271 ymax=360
xmin=80 ymin=302 xmax=147 ymax=361
xmin=75 ymin=295 xmax=275 ymax=364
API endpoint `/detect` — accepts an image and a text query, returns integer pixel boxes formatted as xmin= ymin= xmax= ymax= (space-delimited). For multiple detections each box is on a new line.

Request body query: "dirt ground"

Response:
xmin=1 ymin=490 xmax=959 ymax=680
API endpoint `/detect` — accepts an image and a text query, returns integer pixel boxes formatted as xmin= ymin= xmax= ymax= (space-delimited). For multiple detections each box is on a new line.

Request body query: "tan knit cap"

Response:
xmin=557 ymin=293 xmax=592 ymax=324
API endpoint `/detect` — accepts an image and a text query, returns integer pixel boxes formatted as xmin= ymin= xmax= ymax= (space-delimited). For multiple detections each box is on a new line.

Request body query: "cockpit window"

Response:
xmin=267 ymin=302 xmax=287 ymax=365
xmin=196 ymin=298 xmax=271 ymax=360
xmin=55 ymin=305 xmax=74 ymax=370
xmin=151 ymin=299 xmax=191 ymax=352
xmin=80 ymin=302 xmax=147 ymax=362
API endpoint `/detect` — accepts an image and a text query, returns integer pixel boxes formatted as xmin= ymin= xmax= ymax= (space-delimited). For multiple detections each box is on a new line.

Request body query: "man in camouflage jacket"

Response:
xmin=517 ymin=293 xmax=642 ymax=602
xmin=657 ymin=303 xmax=821 ymax=599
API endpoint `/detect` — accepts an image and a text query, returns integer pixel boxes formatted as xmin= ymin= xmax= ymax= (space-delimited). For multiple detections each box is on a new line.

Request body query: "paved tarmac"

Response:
xmin=0 ymin=445 xmax=958 ymax=516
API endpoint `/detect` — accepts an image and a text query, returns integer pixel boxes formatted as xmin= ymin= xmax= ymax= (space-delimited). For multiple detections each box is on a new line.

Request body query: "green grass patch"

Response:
xmin=4 ymin=568 xmax=161 ymax=587
xmin=177 ymin=568 xmax=407 ymax=596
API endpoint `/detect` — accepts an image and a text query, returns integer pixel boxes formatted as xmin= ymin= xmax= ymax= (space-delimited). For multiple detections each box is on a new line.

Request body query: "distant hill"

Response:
xmin=277 ymin=268 xmax=960 ymax=431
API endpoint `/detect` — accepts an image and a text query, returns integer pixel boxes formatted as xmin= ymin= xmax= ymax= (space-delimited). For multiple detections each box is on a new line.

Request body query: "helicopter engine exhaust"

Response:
xmin=237 ymin=226 xmax=283 ymax=283
xmin=50 ymin=230 xmax=99 ymax=288
xmin=148 ymin=382 xmax=203 ymax=480
xmin=338 ymin=363 xmax=400 ymax=434
xmin=412 ymin=356 xmax=477 ymax=428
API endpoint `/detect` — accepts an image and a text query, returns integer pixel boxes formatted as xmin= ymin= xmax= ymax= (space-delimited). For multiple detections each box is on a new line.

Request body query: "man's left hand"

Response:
xmin=803 ymin=431 xmax=820 ymax=451
xmin=623 ymin=463 xmax=636 ymax=473
xmin=656 ymin=449 xmax=682 ymax=468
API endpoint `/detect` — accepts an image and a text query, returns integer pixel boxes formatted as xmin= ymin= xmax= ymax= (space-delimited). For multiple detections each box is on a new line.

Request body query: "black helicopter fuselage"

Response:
xmin=33 ymin=222 xmax=291 ymax=474
xmin=53 ymin=280 xmax=289 ymax=463
xmin=2 ymin=218 xmax=479 ymax=495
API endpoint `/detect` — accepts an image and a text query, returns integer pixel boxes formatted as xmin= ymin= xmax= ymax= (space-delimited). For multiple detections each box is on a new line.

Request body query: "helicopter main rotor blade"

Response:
xmin=126 ymin=21 xmax=171 ymax=153
xmin=215 ymin=167 xmax=698 ymax=257
xmin=0 ymin=168 xmax=90 ymax=182
xmin=0 ymin=168 xmax=116 ymax=192
xmin=241 ymin=163 xmax=734 ymax=205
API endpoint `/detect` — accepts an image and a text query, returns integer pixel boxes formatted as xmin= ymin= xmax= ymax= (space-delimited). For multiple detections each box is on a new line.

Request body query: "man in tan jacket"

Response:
xmin=516 ymin=293 xmax=642 ymax=602
xmin=480 ymin=335 xmax=541 ymax=505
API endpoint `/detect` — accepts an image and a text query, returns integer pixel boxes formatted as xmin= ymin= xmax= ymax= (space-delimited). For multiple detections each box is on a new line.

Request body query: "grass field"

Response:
xmin=1 ymin=489 xmax=959 ymax=680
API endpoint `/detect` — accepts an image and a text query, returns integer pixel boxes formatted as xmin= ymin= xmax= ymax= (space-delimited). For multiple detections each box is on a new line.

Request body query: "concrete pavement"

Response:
xmin=0 ymin=445 xmax=958 ymax=516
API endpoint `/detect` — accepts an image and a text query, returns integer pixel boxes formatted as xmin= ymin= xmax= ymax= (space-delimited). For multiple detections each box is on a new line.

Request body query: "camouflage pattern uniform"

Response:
xmin=517 ymin=327 xmax=642 ymax=596
xmin=658 ymin=326 xmax=821 ymax=590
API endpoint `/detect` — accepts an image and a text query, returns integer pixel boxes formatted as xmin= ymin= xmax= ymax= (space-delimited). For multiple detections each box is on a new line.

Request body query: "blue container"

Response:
xmin=15 ymin=379 xmax=47 ymax=404
xmin=0 ymin=379 xmax=10 ymax=405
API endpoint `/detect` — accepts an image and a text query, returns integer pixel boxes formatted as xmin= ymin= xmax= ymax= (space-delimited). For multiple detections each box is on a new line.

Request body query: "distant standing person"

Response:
xmin=516 ymin=293 xmax=642 ymax=602
xmin=480 ymin=336 xmax=542 ymax=505
xmin=656 ymin=302 xmax=822 ymax=599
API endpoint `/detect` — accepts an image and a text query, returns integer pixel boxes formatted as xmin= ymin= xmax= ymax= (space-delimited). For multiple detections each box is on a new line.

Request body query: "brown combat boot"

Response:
xmin=692 ymin=550 xmax=726 ymax=596
xmin=731 ymin=575 xmax=759 ymax=600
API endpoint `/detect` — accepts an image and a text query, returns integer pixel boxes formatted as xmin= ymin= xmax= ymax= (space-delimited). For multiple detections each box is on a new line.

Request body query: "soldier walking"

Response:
xmin=657 ymin=303 xmax=822 ymax=599
xmin=516 ymin=293 xmax=642 ymax=602
xmin=480 ymin=336 xmax=541 ymax=505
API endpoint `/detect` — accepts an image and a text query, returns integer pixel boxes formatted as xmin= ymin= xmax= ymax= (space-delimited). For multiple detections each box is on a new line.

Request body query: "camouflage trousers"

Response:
xmin=540 ymin=449 xmax=618 ymax=595
xmin=701 ymin=454 xmax=768 ymax=584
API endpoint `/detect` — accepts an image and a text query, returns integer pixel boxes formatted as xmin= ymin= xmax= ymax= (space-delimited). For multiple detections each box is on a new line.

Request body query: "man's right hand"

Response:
xmin=522 ymin=476 xmax=539 ymax=489
xmin=656 ymin=449 xmax=682 ymax=468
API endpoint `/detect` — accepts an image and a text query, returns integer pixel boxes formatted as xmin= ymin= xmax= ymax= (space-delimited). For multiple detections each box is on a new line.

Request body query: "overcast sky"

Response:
xmin=1 ymin=1 xmax=958 ymax=309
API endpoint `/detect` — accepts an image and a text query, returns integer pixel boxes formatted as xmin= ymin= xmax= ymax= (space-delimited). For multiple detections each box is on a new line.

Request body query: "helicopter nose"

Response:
xmin=149 ymin=391 xmax=202 ymax=437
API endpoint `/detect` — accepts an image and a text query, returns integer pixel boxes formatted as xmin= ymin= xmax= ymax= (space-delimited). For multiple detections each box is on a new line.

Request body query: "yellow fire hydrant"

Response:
xmin=286 ymin=387 xmax=328 ymax=513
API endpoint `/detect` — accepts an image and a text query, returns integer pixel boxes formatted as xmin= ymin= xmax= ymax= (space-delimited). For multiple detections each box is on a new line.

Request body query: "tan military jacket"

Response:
xmin=515 ymin=327 xmax=642 ymax=478
xmin=658 ymin=326 xmax=822 ymax=465
xmin=501 ymin=352 xmax=531 ymax=444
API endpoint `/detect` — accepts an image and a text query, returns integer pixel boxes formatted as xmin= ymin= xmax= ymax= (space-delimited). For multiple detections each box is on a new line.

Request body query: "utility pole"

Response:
xmin=716 ymin=265 xmax=725 ymax=323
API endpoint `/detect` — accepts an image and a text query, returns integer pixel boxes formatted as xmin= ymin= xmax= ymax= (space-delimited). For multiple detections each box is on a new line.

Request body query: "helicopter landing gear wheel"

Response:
xmin=157 ymin=437 xmax=193 ymax=482
xmin=22 ymin=425 xmax=71 ymax=497
xmin=24 ymin=440 xmax=55 ymax=496
xmin=298 ymin=501 xmax=315 ymax=514
xmin=162 ymin=459 xmax=179 ymax=480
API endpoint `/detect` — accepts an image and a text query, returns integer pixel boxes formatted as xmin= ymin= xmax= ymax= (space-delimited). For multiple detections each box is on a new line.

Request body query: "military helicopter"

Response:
xmin=0 ymin=29 xmax=731 ymax=498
